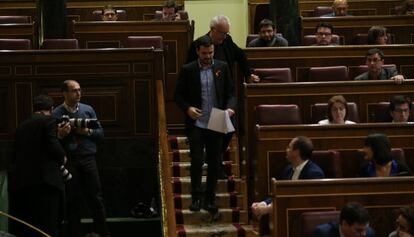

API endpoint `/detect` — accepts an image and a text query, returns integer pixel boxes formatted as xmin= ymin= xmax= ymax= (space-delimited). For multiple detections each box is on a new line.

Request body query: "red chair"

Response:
xmin=314 ymin=6 xmax=334 ymax=17
xmin=125 ymin=36 xmax=163 ymax=49
xmin=352 ymin=64 xmax=397 ymax=79
xmin=92 ymin=9 xmax=127 ymax=21
xmin=246 ymin=34 xmax=259 ymax=46
xmin=0 ymin=39 xmax=31 ymax=50
xmin=308 ymin=66 xmax=348 ymax=82
xmin=255 ymin=104 xmax=302 ymax=125
xmin=177 ymin=10 xmax=189 ymax=20
xmin=0 ymin=16 xmax=31 ymax=24
xmin=310 ymin=102 xmax=359 ymax=123
xmin=252 ymin=68 xmax=292 ymax=83
xmin=303 ymin=34 xmax=340 ymax=46
xmin=41 ymin=39 xmax=79 ymax=49
xmin=312 ymin=150 xmax=342 ymax=178
xmin=373 ymin=101 xmax=414 ymax=122
xmin=299 ymin=211 xmax=340 ymax=237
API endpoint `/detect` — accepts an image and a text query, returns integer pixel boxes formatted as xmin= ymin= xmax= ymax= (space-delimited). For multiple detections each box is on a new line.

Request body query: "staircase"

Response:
xmin=168 ymin=136 xmax=258 ymax=237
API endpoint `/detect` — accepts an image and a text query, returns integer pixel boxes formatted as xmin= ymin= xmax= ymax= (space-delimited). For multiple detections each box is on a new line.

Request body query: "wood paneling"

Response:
xmin=0 ymin=23 xmax=36 ymax=48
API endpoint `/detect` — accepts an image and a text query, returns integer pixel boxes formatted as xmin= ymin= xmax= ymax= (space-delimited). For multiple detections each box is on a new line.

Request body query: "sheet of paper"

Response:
xmin=207 ymin=107 xmax=235 ymax=134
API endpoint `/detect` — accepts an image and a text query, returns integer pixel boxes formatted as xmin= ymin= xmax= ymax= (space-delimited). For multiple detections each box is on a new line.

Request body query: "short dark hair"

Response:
xmin=163 ymin=0 xmax=177 ymax=9
xmin=292 ymin=136 xmax=313 ymax=160
xmin=365 ymin=48 xmax=384 ymax=60
xmin=102 ymin=4 xmax=116 ymax=13
xmin=195 ymin=35 xmax=213 ymax=50
xmin=340 ymin=202 xmax=370 ymax=226
xmin=315 ymin=22 xmax=333 ymax=33
xmin=367 ymin=26 xmax=387 ymax=44
xmin=364 ymin=133 xmax=392 ymax=166
xmin=327 ymin=95 xmax=349 ymax=122
xmin=397 ymin=205 xmax=414 ymax=235
xmin=390 ymin=95 xmax=412 ymax=111
xmin=33 ymin=94 xmax=54 ymax=111
xmin=259 ymin=19 xmax=275 ymax=30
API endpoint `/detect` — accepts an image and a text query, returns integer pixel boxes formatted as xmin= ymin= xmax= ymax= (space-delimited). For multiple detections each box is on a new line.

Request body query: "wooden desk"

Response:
xmin=301 ymin=15 xmax=414 ymax=44
xmin=248 ymin=0 xmax=401 ymax=33
xmin=0 ymin=22 xmax=36 ymax=48
xmin=243 ymin=45 xmax=414 ymax=82
xmin=270 ymin=177 xmax=414 ymax=237
xmin=72 ymin=20 xmax=194 ymax=128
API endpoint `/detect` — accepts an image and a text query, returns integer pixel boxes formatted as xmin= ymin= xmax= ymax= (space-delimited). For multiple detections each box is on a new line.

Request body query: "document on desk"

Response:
xmin=207 ymin=107 xmax=235 ymax=134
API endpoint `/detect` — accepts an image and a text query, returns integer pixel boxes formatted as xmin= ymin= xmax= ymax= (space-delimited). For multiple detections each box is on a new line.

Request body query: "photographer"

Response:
xmin=53 ymin=80 xmax=109 ymax=237
xmin=10 ymin=95 xmax=66 ymax=237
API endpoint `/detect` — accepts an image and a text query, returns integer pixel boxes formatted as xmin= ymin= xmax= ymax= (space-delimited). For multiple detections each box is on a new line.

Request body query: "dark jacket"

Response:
xmin=247 ymin=35 xmax=288 ymax=47
xmin=186 ymin=33 xmax=251 ymax=80
xmin=359 ymin=159 xmax=412 ymax=177
xmin=355 ymin=67 xmax=399 ymax=81
xmin=11 ymin=113 xmax=66 ymax=191
xmin=174 ymin=59 xmax=236 ymax=131
xmin=314 ymin=222 xmax=375 ymax=237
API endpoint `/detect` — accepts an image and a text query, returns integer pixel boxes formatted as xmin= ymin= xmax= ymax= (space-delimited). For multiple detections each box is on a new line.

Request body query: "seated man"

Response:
xmin=314 ymin=22 xmax=337 ymax=46
xmin=251 ymin=136 xmax=325 ymax=219
xmin=313 ymin=202 xmax=375 ymax=237
xmin=247 ymin=19 xmax=288 ymax=47
xmin=390 ymin=95 xmax=412 ymax=123
xmin=355 ymin=48 xmax=405 ymax=84
xmin=101 ymin=5 xmax=118 ymax=21
xmin=322 ymin=0 xmax=351 ymax=17
xmin=161 ymin=0 xmax=180 ymax=21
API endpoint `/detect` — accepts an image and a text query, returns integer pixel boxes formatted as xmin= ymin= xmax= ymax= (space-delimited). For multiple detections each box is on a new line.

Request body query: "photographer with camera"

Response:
xmin=10 ymin=95 xmax=66 ymax=237
xmin=53 ymin=80 xmax=109 ymax=237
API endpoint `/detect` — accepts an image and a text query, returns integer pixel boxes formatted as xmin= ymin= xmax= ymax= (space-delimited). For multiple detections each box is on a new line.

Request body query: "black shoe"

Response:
xmin=202 ymin=202 xmax=218 ymax=214
xmin=218 ymin=164 xmax=228 ymax=179
xmin=189 ymin=199 xmax=201 ymax=212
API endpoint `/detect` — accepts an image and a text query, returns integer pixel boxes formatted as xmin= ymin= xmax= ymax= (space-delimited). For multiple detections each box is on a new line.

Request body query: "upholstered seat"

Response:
xmin=299 ymin=211 xmax=340 ymax=237
xmin=310 ymin=102 xmax=359 ymax=123
xmin=303 ymin=34 xmax=340 ymax=46
xmin=0 ymin=16 xmax=31 ymax=24
xmin=352 ymin=64 xmax=396 ymax=79
xmin=312 ymin=150 xmax=342 ymax=178
xmin=373 ymin=101 xmax=414 ymax=122
xmin=154 ymin=10 xmax=188 ymax=20
xmin=41 ymin=39 xmax=79 ymax=49
xmin=246 ymin=34 xmax=259 ymax=46
xmin=0 ymin=39 xmax=31 ymax=50
xmin=92 ymin=9 xmax=127 ymax=21
xmin=353 ymin=33 xmax=368 ymax=45
xmin=314 ymin=6 xmax=334 ymax=16
xmin=255 ymin=104 xmax=302 ymax=125
xmin=125 ymin=36 xmax=163 ymax=49
xmin=308 ymin=66 xmax=348 ymax=81
xmin=252 ymin=68 xmax=292 ymax=83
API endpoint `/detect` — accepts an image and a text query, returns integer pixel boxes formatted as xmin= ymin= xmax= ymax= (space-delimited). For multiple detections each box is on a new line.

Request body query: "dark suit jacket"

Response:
xmin=186 ymin=33 xmax=251 ymax=79
xmin=11 ymin=113 xmax=66 ymax=192
xmin=281 ymin=160 xmax=326 ymax=180
xmin=314 ymin=222 xmax=375 ymax=237
xmin=174 ymin=59 xmax=236 ymax=131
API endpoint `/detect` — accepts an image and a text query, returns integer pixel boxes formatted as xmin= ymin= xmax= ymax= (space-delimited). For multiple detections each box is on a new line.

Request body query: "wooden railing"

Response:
xmin=157 ymin=79 xmax=176 ymax=236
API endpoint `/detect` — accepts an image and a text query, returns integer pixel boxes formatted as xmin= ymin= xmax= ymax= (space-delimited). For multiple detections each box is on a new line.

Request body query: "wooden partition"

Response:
xmin=248 ymin=0 xmax=401 ymax=33
xmin=243 ymin=45 xmax=414 ymax=82
xmin=270 ymin=177 xmax=414 ymax=237
xmin=72 ymin=20 xmax=194 ymax=129
xmin=0 ymin=22 xmax=36 ymax=48
xmin=301 ymin=15 xmax=414 ymax=44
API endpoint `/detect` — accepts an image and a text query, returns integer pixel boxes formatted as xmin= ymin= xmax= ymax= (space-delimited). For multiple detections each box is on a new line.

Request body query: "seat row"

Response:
xmin=255 ymin=102 xmax=414 ymax=125
xmin=0 ymin=36 xmax=163 ymax=50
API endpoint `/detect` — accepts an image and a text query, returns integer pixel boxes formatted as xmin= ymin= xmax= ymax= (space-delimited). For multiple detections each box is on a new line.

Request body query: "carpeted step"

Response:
xmin=175 ymin=208 xmax=248 ymax=225
xmin=169 ymin=136 xmax=238 ymax=152
xmin=172 ymin=161 xmax=238 ymax=178
xmin=172 ymin=177 xmax=244 ymax=194
xmin=176 ymin=224 xmax=258 ymax=237
xmin=174 ymin=193 xmax=244 ymax=210
xmin=169 ymin=148 xmax=236 ymax=163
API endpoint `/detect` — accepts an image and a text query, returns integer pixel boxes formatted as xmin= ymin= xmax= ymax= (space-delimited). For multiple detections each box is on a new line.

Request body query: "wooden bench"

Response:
xmin=301 ymin=15 xmax=414 ymax=44
xmin=0 ymin=22 xmax=36 ymax=48
xmin=270 ymin=177 xmax=414 ymax=237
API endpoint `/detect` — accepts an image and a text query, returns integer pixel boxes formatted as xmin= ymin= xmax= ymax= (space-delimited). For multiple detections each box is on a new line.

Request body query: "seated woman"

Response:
xmin=367 ymin=26 xmax=389 ymax=45
xmin=389 ymin=205 xmax=414 ymax=237
xmin=359 ymin=133 xmax=412 ymax=177
xmin=318 ymin=95 xmax=356 ymax=125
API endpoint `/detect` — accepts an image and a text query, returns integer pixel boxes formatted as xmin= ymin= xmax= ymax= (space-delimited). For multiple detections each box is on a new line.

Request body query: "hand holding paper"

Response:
xmin=207 ymin=108 xmax=235 ymax=134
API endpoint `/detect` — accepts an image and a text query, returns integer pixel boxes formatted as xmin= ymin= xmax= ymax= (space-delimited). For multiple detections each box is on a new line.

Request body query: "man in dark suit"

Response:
xmin=9 ymin=95 xmax=66 ymax=237
xmin=175 ymin=35 xmax=236 ymax=214
xmin=251 ymin=136 xmax=325 ymax=218
xmin=314 ymin=202 xmax=375 ymax=237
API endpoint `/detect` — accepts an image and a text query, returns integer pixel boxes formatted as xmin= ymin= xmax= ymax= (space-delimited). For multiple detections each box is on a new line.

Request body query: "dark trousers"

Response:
xmin=10 ymin=184 xmax=62 ymax=237
xmin=66 ymin=155 xmax=109 ymax=237
xmin=188 ymin=127 xmax=223 ymax=203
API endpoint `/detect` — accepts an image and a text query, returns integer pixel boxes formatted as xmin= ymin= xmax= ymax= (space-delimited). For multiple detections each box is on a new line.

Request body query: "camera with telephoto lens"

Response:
xmin=58 ymin=115 xmax=100 ymax=129
xmin=61 ymin=165 xmax=72 ymax=181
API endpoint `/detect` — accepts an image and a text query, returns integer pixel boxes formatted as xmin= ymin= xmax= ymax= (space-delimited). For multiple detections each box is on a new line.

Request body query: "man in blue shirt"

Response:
xmin=53 ymin=80 xmax=109 ymax=237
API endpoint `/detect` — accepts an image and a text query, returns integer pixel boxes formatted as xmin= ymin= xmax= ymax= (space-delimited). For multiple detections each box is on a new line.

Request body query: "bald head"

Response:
xmin=333 ymin=0 xmax=349 ymax=16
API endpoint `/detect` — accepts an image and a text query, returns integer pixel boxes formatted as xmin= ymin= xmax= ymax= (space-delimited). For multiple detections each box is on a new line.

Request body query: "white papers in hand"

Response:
xmin=207 ymin=107 xmax=235 ymax=134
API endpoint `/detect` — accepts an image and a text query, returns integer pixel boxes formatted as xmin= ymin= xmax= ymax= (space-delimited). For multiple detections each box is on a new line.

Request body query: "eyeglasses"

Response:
xmin=214 ymin=28 xmax=229 ymax=37
xmin=316 ymin=32 xmax=332 ymax=37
